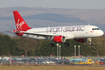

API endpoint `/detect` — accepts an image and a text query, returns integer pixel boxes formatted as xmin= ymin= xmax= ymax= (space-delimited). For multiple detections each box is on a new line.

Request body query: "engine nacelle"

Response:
xmin=74 ymin=38 xmax=88 ymax=43
xmin=53 ymin=36 xmax=66 ymax=43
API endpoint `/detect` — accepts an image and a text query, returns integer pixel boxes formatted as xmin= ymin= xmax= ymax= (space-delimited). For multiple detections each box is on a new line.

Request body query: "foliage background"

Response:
xmin=0 ymin=34 xmax=105 ymax=56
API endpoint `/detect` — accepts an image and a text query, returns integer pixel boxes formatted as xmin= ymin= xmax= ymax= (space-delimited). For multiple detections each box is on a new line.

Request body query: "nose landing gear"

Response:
xmin=88 ymin=38 xmax=92 ymax=45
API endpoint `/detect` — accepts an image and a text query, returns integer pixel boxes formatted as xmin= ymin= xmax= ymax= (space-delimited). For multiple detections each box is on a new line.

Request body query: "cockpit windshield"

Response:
xmin=92 ymin=28 xmax=99 ymax=30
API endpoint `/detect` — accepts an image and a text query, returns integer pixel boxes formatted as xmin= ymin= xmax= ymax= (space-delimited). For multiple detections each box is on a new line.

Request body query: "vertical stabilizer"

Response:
xmin=13 ymin=11 xmax=31 ymax=31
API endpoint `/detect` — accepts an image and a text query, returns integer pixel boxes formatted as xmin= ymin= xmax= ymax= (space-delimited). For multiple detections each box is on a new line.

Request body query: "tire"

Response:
xmin=64 ymin=43 xmax=69 ymax=47
xmin=49 ymin=43 xmax=54 ymax=47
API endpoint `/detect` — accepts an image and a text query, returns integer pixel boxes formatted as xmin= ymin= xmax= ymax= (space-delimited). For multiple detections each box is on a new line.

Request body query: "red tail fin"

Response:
xmin=13 ymin=11 xmax=31 ymax=31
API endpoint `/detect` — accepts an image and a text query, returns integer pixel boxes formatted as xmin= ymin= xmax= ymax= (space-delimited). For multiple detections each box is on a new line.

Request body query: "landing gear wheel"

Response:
xmin=89 ymin=42 xmax=92 ymax=45
xmin=64 ymin=43 xmax=69 ymax=47
xmin=49 ymin=43 xmax=54 ymax=47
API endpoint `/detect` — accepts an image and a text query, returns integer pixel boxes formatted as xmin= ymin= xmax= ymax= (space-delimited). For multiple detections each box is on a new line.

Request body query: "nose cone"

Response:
xmin=100 ymin=30 xmax=104 ymax=36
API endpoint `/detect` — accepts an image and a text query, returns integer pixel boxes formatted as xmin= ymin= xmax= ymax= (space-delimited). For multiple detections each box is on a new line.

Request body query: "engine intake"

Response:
xmin=53 ymin=36 xmax=66 ymax=43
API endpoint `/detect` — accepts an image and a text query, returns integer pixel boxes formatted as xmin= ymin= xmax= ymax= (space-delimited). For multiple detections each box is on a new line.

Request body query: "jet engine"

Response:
xmin=53 ymin=36 xmax=66 ymax=43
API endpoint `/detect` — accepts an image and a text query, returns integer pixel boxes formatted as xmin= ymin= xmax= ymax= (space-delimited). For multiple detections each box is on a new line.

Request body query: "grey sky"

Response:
xmin=0 ymin=0 xmax=105 ymax=9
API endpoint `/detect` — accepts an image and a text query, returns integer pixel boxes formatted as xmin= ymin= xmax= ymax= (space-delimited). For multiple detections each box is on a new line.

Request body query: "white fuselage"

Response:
xmin=22 ymin=25 xmax=104 ymax=40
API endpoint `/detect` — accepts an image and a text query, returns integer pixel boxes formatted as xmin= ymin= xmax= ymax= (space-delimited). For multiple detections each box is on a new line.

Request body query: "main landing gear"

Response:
xmin=49 ymin=43 xmax=69 ymax=47
xmin=64 ymin=43 xmax=69 ymax=47
xmin=49 ymin=43 xmax=55 ymax=47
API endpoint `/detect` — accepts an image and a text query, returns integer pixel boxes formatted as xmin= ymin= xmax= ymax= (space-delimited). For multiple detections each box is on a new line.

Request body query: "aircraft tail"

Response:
xmin=13 ymin=11 xmax=31 ymax=31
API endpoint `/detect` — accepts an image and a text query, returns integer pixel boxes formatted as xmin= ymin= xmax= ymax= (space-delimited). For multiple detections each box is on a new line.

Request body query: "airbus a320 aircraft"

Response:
xmin=12 ymin=11 xmax=104 ymax=46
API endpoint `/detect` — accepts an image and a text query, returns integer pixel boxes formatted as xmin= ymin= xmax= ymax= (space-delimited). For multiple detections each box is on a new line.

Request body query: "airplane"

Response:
xmin=12 ymin=11 xmax=104 ymax=46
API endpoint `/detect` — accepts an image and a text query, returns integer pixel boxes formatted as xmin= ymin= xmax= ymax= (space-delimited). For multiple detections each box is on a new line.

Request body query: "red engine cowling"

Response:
xmin=53 ymin=36 xmax=66 ymax=43
xmin=75 ymin=38 xmax=88 ymax=43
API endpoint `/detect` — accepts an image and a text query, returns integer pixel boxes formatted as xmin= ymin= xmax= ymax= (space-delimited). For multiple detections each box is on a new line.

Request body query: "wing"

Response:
xmin=24 ymin=32 xmax=74 ymax=40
